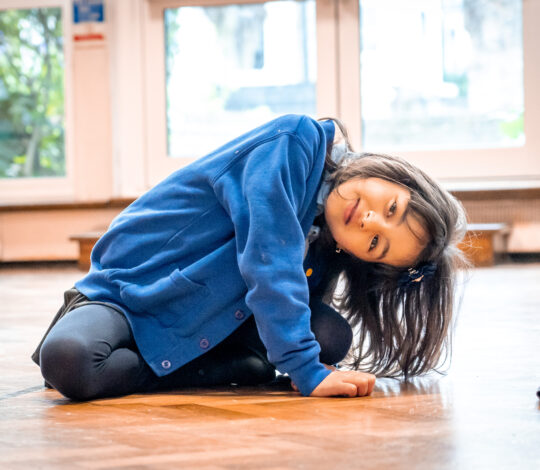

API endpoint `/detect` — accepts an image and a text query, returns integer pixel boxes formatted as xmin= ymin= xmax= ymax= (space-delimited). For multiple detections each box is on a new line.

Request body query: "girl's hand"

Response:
xmin=310 ymin=370 xmax=376 ymax=397
xmin=290 ymin=363 xmax=336 ymax=392
xmin=290 ymin=365 xmax=375 ymax=397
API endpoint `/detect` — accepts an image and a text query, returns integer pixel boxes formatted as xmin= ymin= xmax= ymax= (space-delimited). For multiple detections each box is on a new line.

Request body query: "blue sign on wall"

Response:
xmin=73 ymin=0 xmax=104 ymax=24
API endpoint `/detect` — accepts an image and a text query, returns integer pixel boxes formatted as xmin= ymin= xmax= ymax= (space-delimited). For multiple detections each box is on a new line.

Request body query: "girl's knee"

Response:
xmin=40 ymin=335 xmax=97 ymax=401
xmin=319 ymin=319 xmax=353 ymax=365
xmin=310 ymin=300 xmax=353 ymax=365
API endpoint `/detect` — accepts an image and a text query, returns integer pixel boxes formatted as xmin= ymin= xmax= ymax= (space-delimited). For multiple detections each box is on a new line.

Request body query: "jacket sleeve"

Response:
xmin=212 ymin=118 xmax=331 ymax=396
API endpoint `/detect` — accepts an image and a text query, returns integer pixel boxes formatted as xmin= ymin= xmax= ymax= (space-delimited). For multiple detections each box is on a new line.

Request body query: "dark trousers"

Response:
xmin=39 ymin=298 xmax=352 ymax=401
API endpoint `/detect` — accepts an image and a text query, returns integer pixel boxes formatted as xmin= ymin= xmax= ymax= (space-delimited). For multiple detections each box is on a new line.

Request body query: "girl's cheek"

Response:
xmin=342 ymin=232 xmax=362 ymax=254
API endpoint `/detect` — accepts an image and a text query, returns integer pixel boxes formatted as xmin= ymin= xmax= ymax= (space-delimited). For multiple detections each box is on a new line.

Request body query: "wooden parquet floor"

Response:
xmin=0 ymin=262 xmax=539 ymax=469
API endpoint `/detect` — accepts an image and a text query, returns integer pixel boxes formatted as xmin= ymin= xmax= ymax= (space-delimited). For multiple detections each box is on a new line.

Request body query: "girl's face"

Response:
xmin=324 ymin=177 xmax=427 ymax=267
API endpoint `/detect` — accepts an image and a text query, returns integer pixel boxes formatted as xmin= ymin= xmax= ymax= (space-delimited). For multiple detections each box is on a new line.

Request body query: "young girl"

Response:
xmin=32 ymin=114 xmax=467 ymax=401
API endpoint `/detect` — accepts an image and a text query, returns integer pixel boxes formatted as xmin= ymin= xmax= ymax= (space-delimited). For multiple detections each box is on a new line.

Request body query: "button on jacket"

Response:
xmin=75 ymin=115 xmax=335 ymax=396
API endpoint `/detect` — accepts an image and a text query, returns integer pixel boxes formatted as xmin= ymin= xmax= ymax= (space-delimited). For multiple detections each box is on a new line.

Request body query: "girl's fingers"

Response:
xmin=310 ymin=370 xmax=377 ymax=397
xmin=334 ymin=382 xmax=358 ymax=398
xmin=355 ymin=380 xmax=369 ymax=397
xmin=310 ymin=379 xmax=356 ymax=398
xmin=367 ymin=375 xmax=376 ymax=395
xmin=342 ymin=371 xmax=376 ymax=396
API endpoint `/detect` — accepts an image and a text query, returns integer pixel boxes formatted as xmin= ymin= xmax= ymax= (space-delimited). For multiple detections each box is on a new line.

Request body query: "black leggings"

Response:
xmin=39 ymin=299 xmax=352 ymax=401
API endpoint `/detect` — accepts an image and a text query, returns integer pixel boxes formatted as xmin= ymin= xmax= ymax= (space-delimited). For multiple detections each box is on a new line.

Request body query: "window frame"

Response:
xmin=6 ymin=0 xmax=531 ymax=203
xmin=144 ymin=0 xmax=540 ymax=190
xmin=142 ymin=0 xmax=339 ymax=187
xmin=338 ymin=0 xmax=540 ymax=188
xmin=0 ymin=0 xmax=76 ymax=203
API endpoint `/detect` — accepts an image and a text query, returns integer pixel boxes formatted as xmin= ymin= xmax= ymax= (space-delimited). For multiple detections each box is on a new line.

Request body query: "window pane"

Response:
xmin=165 ymin=1 xmax=317 ymax=158
xmin=0 ymin=7 xmax=65 ymax=178
xmin=359 ymin=0 xmax=524 ymax=150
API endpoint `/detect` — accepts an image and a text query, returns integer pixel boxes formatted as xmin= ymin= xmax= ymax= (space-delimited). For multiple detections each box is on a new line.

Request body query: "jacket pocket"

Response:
xmin=120 ymin=269 xmax=210 ymax=328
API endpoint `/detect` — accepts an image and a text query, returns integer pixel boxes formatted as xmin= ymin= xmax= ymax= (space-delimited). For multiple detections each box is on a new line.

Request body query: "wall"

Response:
xmin=1 ymin=0 xmax=539 ymax=262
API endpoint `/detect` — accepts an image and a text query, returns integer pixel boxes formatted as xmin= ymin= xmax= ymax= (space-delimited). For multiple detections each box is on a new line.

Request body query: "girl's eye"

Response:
xmin=369 ymin=235 xmax=379 ymax=251
xmin=388 ymin=201 xmax=397 ymax=217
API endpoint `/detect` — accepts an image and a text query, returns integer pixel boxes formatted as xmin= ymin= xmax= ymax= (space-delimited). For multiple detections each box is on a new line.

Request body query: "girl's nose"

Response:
xmin=360 ymin=210 xmax=374 ymax=229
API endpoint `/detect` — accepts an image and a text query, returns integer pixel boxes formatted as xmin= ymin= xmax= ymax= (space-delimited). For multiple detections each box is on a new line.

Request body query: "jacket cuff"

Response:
xmin=289 ymin=359 xmax=332 ymax=396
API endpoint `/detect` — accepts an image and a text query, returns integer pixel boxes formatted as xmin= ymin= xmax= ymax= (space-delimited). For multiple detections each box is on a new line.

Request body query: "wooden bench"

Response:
xmin=458 ymin=223 xmax=510 ymax=267
xmin=70 ymin=231 xmax=105 ymax=271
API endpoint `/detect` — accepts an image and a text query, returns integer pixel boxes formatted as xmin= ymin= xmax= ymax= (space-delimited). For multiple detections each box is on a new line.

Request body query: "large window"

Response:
xmin=0 ymin=0 xmax=75 ymax=204
xmin=144 ymin=0 xmax=539 ymax=187
xmin=1 ymin=0 xmax=539 ymax=206
xmin=359 ymin=0 xmax=524 ymax=151
xmin=0 ymin=7 xmax=65 ymax=178
xmin=332 ymin=0 xmax=540 ymax=183
xmin=164 ymin=1 xmax=317 ymax=158
xmin=143 ymin=0 xmax=333 ymax=186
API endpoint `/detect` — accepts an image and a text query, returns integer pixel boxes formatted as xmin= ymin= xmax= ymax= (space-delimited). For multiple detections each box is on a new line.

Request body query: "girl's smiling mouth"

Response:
xmin=344 ymin=199 xmax=359 ymax=225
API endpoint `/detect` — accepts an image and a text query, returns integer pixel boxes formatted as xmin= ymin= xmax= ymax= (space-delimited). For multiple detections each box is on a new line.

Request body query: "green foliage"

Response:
xmin=500 ymin=112 xmax=524 ymax=140
xmin=0 ymin=7 xmax=64 ymax=178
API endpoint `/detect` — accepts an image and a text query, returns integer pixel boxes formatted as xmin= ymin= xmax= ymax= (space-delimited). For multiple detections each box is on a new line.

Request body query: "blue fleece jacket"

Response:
xmin=75 ymin=115 xmax=335 ymax=396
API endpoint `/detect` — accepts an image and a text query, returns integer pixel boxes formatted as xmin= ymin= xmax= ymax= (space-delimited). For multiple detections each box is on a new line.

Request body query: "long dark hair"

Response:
xmin=314 ymin=118 xmax=469 ymax=378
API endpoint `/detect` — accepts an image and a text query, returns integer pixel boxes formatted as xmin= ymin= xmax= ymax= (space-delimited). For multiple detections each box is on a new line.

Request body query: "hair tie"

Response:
xmin=397 ymin=262 xmax=437 ymax=288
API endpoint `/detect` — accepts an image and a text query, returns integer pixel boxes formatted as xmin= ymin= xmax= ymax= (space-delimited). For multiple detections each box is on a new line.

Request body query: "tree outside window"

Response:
xmin=0 ymin=7 xmax=64 ymax=179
